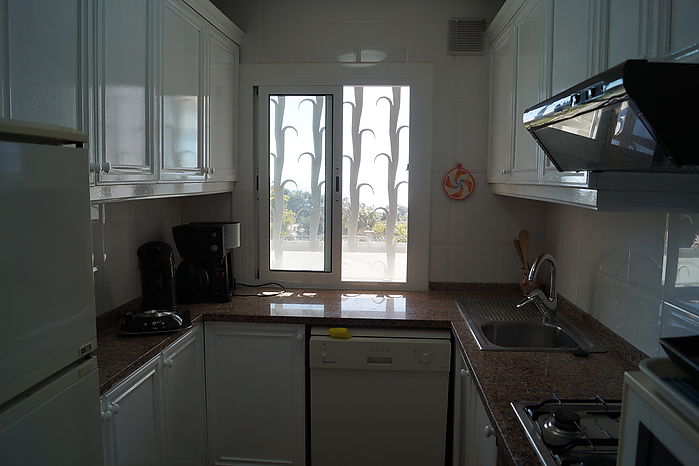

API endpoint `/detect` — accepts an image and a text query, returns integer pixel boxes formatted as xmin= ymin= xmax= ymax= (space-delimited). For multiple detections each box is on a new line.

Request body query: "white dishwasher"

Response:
xmin=309 ymin=326 xmax=451 ymax=466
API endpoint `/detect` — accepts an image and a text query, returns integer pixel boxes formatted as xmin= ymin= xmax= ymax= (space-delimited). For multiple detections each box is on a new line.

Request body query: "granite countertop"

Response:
xmin=96 ymin=284 xmax=641 ymax=466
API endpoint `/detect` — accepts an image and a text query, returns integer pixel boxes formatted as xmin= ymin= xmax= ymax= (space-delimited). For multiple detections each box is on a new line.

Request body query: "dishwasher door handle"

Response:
xmin=366 ymin=356 xmax=393 ymax=365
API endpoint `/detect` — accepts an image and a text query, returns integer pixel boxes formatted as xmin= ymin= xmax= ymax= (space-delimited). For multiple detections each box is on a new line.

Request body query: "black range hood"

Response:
xmin=523 ymin=59 xmax=699 ymax=173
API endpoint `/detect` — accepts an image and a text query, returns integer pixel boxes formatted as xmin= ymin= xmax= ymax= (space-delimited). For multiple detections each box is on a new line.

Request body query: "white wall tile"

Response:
xmin=261 ymin=21 xmax=308 ymax=62
xmin=356 ymin=22 xmax=406 ymax=62
xmin=406 ymin=22 xmax=446 ymax=62
xmin=628 ymin=212 xmax=666 ymax=297
xmin=448 ymin=246 xmax=499 ymax=282
xmin=497 ymin=245 xmax=524 ymax=283
xmin=262 ymin=0 xmax=309 ymax=26
xmin=429 ymin=60 xmax=457 ymax=172
xmin=308 ymin=23 xmax=356 ymax=62
xmin=448 ymin=173 xmax=500 ymax=247
xmin=623 ymin=287 xmax=662 ymax=356
xmin=429 ymin=172 xmax=452 ymax=245
xmin=594 ymin=273 xmax=627 ymax=333
xmin=429 ymin=245 xmax=451 ymax=281
xmin=598 ymin=211 xmax=631 ymax=281
xmin=355 ymin=0 xmax=449 ymax=23
xmin=453 ymin=97 xmax=489 ymax=173
xmin=240 ymin=27 xmax=262 ymax=63
xmin=307 ymin=0 xmax=357 ymax=23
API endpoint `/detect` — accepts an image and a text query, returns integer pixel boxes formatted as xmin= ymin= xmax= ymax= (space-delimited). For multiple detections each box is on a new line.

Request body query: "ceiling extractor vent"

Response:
xmin=447 ymin=18 xmax=486 ymax=55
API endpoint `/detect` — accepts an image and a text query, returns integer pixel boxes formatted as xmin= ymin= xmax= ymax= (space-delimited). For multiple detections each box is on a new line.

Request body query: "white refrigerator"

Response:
xmin=0 ymin=119 xmax=103 ymax=465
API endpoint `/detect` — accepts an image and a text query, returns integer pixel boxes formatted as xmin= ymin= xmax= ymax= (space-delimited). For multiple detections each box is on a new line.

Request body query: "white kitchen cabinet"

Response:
xmin=101 ymin=326 xmax=205 ymax=466
xmin=487 ymin=26 xmax=517 ymax=183
xmin=1 ymin=0 xmax=86 ymax=132
xmin=101 ymin=355 xmax=164 ymax=466
xmin=206 ymin=25 xmax=239 ymax=182
xmin=452 ymin=349 xmax=497 ymax=466
xmin=205 ymin=322 xmax=306 ymax=466
xmin=162 ymin=325 xmax=207 ymax=466
xmin=510 ymin=0 xmax=550 ymax=183
xmin=487 ymin=0 xmax=699 ymax=210
xmin=162 ymin=0 xmax=206 ymax=182
xmin=608 ymin=0 xmax=699 ymax=67
xmin=540 ymin=0 xmax=598 ymax=187
xmin=95 ymin=0 xmax=159 ymax=183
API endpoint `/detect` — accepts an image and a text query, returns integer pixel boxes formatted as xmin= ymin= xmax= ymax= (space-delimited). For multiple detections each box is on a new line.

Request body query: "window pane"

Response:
xmin=341 ymin=86 xmax=410 ymax=282
xmin=269 ymin=95 xmax=329 ymax=272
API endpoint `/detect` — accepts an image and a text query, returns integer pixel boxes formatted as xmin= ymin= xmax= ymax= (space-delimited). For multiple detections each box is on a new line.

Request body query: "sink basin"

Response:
xmin=456 ymin=299 xmax=605 ymax=352
xmin=481 ymin=322 xmax=578 ymax=349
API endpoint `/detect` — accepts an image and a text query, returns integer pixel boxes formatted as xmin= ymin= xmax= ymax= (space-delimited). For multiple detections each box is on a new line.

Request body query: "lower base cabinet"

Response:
xmin=453 ymin=349 xmax=497 ymax=466
xmin=205 ymin=322 xmax=306 ymax=466
xmin=101 ymin=326 xmax=205 ymax=466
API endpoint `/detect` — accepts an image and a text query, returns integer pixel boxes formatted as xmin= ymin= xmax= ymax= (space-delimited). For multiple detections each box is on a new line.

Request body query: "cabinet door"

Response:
xmin=510 ymin=0 xmax=550 ymax=183
xmin=162 ymin=0 xmax=206 ymax=181
xmin=101 ymin=356 xmax=164 ymax=466
xmin=96 ymin=0 xmax=158 ymax=183
xmin=162 ymin=326 xmax=206 ymax=466
xmin=206 ymin=26 xmax=239 ymax=182
xmin=541 ymin=0 xmax=591 ymax=187
xmin=4 ymin=0 xmax=84 ymax=131
xmin=205 ymin=322 xmax=306 ymax=465
xmin=668 ymin=0 xmax=699 ymax=56
xmin=487 ymin=27 xmax=517 ymax=182
xmin=454 ymin=351 xmax=496 ymax=466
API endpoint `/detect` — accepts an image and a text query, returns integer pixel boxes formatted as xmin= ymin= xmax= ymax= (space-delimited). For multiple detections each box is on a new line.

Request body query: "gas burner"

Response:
xmin=512 ymin=395 xmax=622 ymax=466
xmin=541 ymin=409 xmax=584 ymax=447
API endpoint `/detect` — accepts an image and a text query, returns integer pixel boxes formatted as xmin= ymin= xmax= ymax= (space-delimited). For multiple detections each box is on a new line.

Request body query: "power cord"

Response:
xmin=233 ymin=282 xmax=287 ymax=297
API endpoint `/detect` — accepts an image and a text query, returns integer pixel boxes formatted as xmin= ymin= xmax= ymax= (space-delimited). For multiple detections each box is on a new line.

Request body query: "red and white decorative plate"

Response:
xmin=442 ymin=163 xmax=475 ymax=200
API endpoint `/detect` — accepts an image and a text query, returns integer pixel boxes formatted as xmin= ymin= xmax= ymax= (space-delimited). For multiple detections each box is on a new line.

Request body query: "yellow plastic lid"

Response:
xmin=328 ymin=328 xmax=352 ymax=339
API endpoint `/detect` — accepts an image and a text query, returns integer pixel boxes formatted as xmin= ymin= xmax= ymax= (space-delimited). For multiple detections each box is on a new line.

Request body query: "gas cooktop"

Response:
xmin=512 ymin=394 xmax=622 ymax=466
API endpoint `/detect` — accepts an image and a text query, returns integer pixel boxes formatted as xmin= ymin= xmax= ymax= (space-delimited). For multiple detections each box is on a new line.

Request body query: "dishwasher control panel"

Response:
xmin=309 ymin=333 xmax=451 ymax=372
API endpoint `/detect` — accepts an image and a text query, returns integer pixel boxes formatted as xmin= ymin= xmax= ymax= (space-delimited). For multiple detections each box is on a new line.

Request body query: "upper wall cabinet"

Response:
xmin=608 ymin=0 xmax=699 ymax=66
xmin=95 ymin=0 xmax=158 ymax=184
xmin=487 ymin=0 xmax=699 ymax=210
xmin=162 ymin=0 xmax=206 ymax=182
xmin=0 ymin=0 xmax=86 ymax=131
xmin=207 ymin=26 xmax=239 ymax=183
xmin=487 ymin=0 xmax=552 ymax=185
xmin=0 ymin=0 xmax=242 ymax=201
xmin=87 ymin=0 xmax=242 ymax=200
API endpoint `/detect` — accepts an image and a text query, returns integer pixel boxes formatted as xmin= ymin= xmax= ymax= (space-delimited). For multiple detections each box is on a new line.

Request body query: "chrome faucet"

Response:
xmin=517 ymin=253 xmax=557 ymax=323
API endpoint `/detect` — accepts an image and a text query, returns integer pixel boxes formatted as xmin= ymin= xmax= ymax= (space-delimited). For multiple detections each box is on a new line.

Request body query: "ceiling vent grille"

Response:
xmin=448 ymin=18 xmax=486 ymax=55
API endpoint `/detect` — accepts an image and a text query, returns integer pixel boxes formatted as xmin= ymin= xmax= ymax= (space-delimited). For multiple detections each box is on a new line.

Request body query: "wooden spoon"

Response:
xmin=513 ymin=239 xmax=526 ymax=270
xmin=518 ymin=230 xmax=530 ymax=269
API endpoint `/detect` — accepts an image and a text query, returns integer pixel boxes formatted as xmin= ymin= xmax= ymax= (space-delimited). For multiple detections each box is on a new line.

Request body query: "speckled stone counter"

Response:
xmin=96 ymin=285 xmax=641 ymax=466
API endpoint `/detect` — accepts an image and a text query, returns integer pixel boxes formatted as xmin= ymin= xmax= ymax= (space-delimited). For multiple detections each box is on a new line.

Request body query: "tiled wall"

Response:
xmin=213 ymin=0 xmax=550 ymax=284
xmin=92 ymin=193 xmax=234 ymax=315
xmin=545 ymin=205 xmax=669 ymax=356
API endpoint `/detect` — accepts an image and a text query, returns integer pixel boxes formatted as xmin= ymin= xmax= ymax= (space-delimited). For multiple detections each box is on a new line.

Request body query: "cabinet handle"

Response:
xmin=296 ymin=333 xmax=303 ymax=341
xmin=208 ymin=167 xmax=216 ymax=175
xmin=164 ymin=358 xmax=174 ymax=368
xmin=460 ymin=368 xmax=469 ymax=376
xmin=102 ymin=161 xmax=112 ymax=173
xmin=109 ymin=402 xmax=119 ymax=415
xmin=484 ymin=425 xmax=494 ymax=438
xmin=101 ymin=410 xmax=113 ymax=420
xmin=89 ymin=162 xmax=101 ymax=173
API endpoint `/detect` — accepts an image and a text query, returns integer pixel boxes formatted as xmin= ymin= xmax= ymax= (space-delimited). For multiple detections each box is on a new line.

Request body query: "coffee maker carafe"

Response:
xmin=137 ymin=241 xmax=177 ymax=310
xmin=173 ymin=222 xmax=239 ymax=304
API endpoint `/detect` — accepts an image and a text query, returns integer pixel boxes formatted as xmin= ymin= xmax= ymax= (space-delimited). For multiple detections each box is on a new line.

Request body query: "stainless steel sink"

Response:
xmin=481 ymin=322 xmax=578 ymax=349
xmin=457 ymin=299 xmax=604 ymax=352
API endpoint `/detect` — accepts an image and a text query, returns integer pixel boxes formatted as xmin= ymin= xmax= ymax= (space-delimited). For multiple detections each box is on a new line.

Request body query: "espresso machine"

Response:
xmin=118 ymin=241 xmax=192 ymax=335
xmin=173 ymin=222 xmax=240 ymax=303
